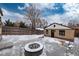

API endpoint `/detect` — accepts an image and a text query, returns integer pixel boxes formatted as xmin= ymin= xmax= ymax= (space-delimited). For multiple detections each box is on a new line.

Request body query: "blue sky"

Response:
xmin=0 ymin=3 xmax=79 ymax=25
xmin=0 ymin=3 xmax=65 ymax=16
xmin=0 ymin=3 xmax=25 ymax=14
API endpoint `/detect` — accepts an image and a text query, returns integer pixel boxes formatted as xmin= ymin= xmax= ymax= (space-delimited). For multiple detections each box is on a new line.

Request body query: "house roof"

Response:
xmin=71 ymin=27 xmax=79 ymax=30
xmin=45 ymin=23 xmax=73 ymax=30
xmin=0 ymin=8 xmax=3 ymax=16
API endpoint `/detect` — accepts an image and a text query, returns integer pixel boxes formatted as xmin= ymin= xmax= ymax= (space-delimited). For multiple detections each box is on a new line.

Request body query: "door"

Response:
xmin=51 ymin=30 xmax=54 ymax=37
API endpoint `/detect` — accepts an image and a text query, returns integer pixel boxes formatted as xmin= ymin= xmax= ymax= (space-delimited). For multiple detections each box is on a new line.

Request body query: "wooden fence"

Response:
xmin=2 ymin=26 xmax=43 ymax=35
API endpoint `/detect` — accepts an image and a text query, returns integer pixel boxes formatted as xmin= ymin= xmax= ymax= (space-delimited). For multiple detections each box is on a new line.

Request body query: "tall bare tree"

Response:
xmin=40 ymin=19 xmax=48 ymax=28
xmin=25 ymin=4 xmax=41 ymax=29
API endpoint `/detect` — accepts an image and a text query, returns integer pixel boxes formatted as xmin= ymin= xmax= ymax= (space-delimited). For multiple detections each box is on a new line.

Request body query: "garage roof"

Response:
xmin=45 ymin=23 xmax=72 ymax=30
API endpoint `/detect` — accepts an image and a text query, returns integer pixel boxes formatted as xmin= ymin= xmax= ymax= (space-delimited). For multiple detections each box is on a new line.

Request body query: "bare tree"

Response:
xmin=26 ymin=4 xmax=41 ymax=29
xmin=40 ymin=19 xmax=48 ymax=28
xmin=68 ymin=20 xmax=79 ymax=27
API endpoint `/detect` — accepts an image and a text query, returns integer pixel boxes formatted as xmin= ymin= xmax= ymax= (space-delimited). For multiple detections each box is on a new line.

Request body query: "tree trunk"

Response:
xmin=32 ymin=20 xmax=35 ymax=29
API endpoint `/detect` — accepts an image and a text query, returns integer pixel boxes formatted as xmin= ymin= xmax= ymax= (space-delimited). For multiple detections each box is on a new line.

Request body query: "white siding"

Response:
xmin=45 ymin=23 xmax=71 ymax=29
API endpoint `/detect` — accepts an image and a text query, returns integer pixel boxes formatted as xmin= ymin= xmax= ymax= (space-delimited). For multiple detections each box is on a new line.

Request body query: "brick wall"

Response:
xmin=2 ymin=26 xmax=43 ymax=35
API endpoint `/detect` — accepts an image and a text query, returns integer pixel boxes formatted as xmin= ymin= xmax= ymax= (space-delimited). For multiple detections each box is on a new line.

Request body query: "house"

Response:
xmin=44 ymin=23 xmax=75 ymax=42
xmin=0 ymin=8 xmax=3 ymax=41
xmin=68 ymin=23 xmax=79 ymax=37
xmin=70 ymin=27 xmax=79 ymax=37
xmin=14 ymin=21 xmax=20 ymax=27
xmin=0 ymin=8 xmax=3 ymax=16
xmin=0 ymin=8 xmax=3 ymax=34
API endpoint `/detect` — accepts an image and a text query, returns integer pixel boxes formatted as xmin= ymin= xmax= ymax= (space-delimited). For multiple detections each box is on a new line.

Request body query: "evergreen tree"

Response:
xmin=4 ymin=19 xmax=14 ymax=27
xmin=19 ymin=21 xmax=26 ymax=28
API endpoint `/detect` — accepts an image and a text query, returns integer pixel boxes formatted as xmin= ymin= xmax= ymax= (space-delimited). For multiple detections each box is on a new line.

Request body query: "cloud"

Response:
xmin=45 ymin=14 xmax=68 ymax=25
xmin=34 ymin=3 xmax=56 ymax=10
xmin=17 ymin=3 xmax=79 ymax=25
xmin=1 ymin=8 xmax=32 ymax=26
xmin=45 ymin=3 xmax=79 ymax=25
xmin=63 ymin=3 xmax=79 ymax=14
xmin=18 ymin=6 xmax=24 ymax=10
xmin=18 ymin=3 xmax=30 ymax=10
xmin=1 ymin=8 xmax=24 ymax=22
xmin=62 ymin=3 xmax=79 ymax=19
xmin=62 ymin=3 xmax=79 ymax=24
xmin=18 ymin=3 xmax=57 ymax=11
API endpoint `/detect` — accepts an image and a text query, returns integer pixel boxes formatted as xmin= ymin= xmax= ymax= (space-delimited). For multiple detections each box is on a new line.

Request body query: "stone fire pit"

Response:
xmin=24 ymin=42 xmax=43 ymax=56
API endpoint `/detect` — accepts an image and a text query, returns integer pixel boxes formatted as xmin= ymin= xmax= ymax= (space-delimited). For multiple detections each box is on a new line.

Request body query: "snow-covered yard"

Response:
xmin=0 ymin=35 xmax=79 ymax=56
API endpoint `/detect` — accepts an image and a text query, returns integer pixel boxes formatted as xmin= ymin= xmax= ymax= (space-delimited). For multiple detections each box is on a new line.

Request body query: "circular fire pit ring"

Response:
xmin=24 ymin=42 xmax=43 ymax=56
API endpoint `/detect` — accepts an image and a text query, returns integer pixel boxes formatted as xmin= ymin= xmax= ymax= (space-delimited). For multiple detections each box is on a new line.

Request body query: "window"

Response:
xmin=46 ymin=29 xmax=48 ymax=34
xmin=54 ymin=25 xmax=56 ymax=27
xmin=59 ymin=30 xmax=65 ymax=36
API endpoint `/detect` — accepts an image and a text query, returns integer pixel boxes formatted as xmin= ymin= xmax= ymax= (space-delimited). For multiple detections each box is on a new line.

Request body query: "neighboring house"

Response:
xmin=14 ymin=21 xmax=20 ymax=27
xmin=0 ymin=8 xmax=3 ymax=41
xmin=44 ymin=23 xmax=75 ymax=42
xmin=0 ymin=8 xmax=3 ymax=16
xmin=0 ymin=8 xmax=3 ymax=35
xmin=71 ymin=27 xmax=79 ymax=37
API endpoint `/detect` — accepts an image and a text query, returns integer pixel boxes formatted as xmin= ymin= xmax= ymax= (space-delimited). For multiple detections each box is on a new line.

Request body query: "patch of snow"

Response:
xmin=2 ymin=35 xmax=43 ymax=43
xmin=74 ymin=37 xmax=79 ymax=45
xmin=43 ymin=37 xmax=61 ymax=44
xmin=36 ymin=28 xmax=44 ymax=30
xmin=0 ymin=35 xmax=71 ymax=56
xmin=65 ymin=41 xmax=70 ymax=44
xmin=68 ymin=45 xmax=74 ymax=48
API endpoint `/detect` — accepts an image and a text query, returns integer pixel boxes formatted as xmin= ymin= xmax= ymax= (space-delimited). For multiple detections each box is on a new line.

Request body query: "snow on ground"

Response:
xmin=43 ymin=37 xmax=61 ymax=44
xmin=0 ymin=35 xmax=79 ymax=56
xmin=74 ymin=37 xmax=79 ymax=45
xmin=36 ymin=28 xmax=44 ymax=30
xmin=2 ymin=35 xmax=43 ymax=43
